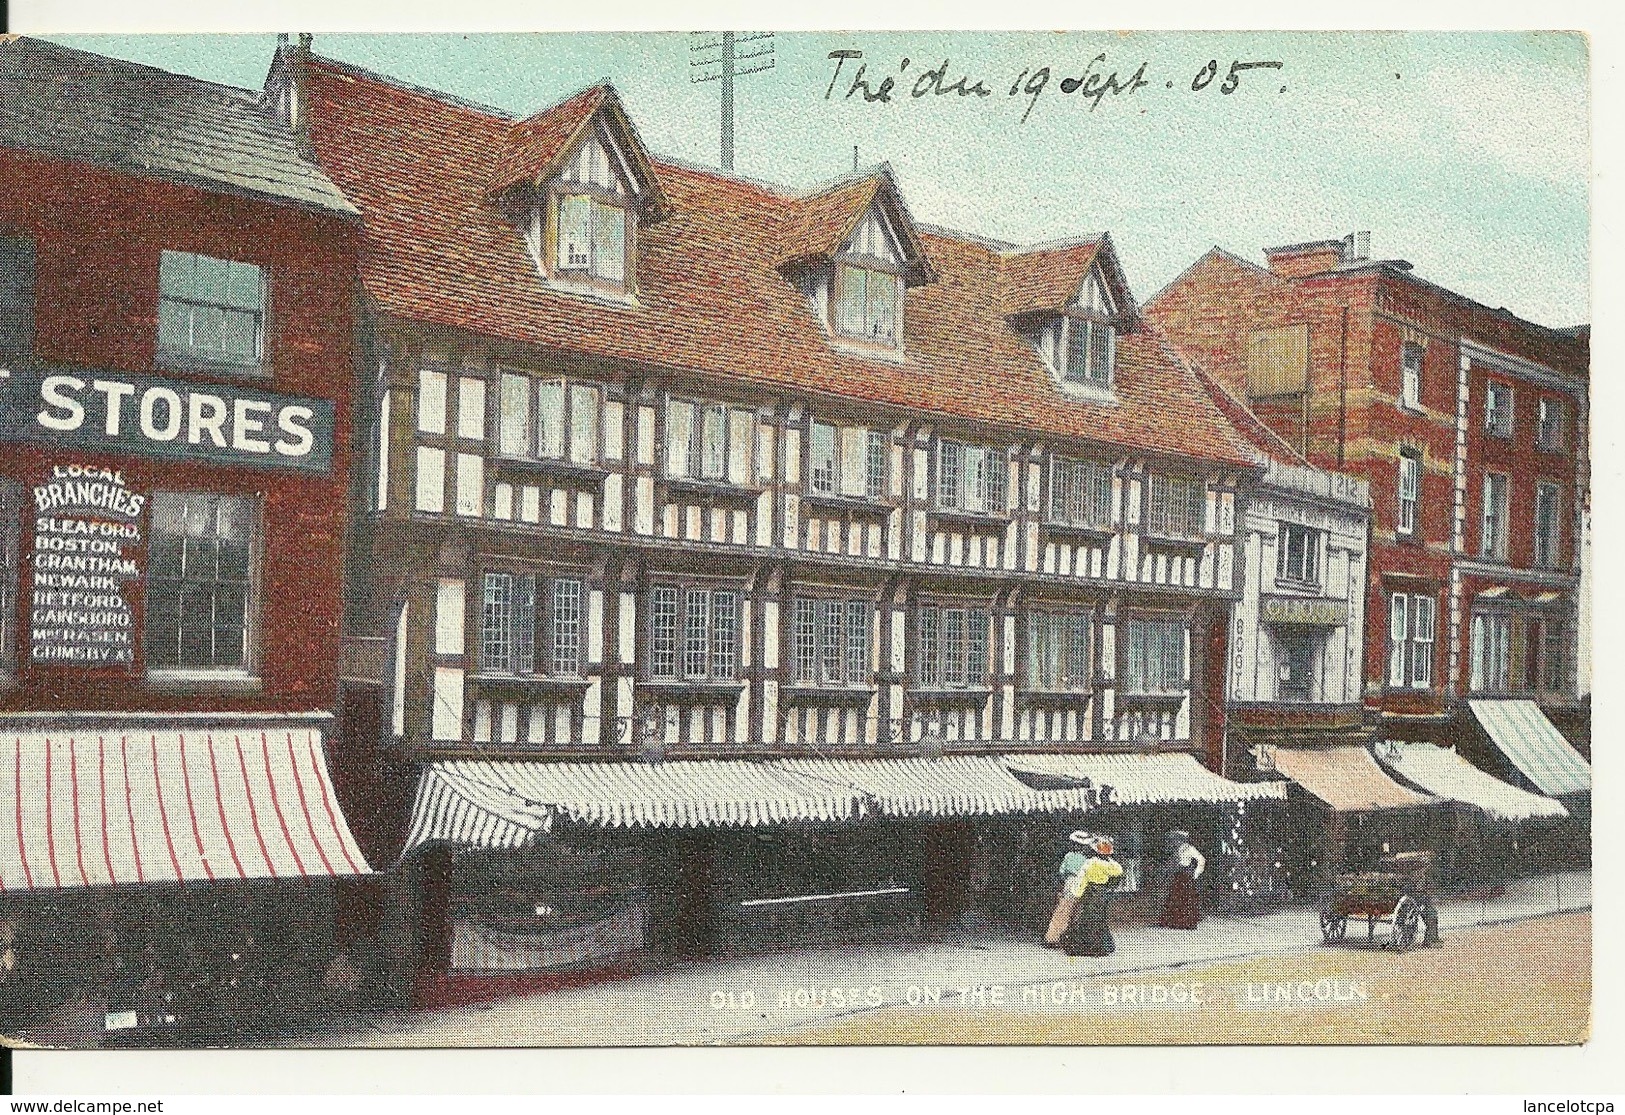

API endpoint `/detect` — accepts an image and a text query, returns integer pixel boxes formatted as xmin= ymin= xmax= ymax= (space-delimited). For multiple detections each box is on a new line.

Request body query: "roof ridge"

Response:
xmin=31 ymin=35 xmax=266 ymax=102
xmin=998 ymin=233 xmax=1107 ymax=257
xmin=309 ymin=52 xmax=518 ymax=120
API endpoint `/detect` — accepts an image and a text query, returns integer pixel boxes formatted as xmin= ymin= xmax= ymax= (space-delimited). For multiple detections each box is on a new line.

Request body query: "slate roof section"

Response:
xmin=303 ymin=55 xmax=1258 ymax=467
xmin=0 ymin=36 xmax=357 ymax=219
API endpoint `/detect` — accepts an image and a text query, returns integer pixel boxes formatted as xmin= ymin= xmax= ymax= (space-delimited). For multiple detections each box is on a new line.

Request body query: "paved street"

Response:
xmin=268 ymin=869 xmax=1589 ymax=1048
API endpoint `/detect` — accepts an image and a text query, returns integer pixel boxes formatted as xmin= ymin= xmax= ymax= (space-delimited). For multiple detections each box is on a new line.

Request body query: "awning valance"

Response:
xmin=776 ymin=756 xmax=1094 ymax=818
xmin=0 ymin=728 xmax=371 ymax=891
xmin=1264 ymin=745 xmax=1436 ymax=812
xmin=405 ymin=759 xmax=865 ymax=850
xmin=1374 ymin=741 xmax=1568 ymax=822
xmin=1003 ymin=752 xmax=1286 ymax=806
xmin=1469 ymin=700 xmax=1590 ymax=798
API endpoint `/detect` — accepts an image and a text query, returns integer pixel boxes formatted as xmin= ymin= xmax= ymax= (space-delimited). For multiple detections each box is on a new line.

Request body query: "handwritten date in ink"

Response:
xmin=825 ymin=50 xmax=1285 ymax=123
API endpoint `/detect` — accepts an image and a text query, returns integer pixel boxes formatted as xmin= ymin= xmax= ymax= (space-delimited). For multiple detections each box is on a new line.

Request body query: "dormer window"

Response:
xmin=1046 ymin=269 xmax=1116 ymax=388
xmin=831 ymin=209 xmax=905 ymax=349
xmin=555 ymin=194 xmax=625 ymax=283
xmin=520 ymin=128 xmax=641 ymax=292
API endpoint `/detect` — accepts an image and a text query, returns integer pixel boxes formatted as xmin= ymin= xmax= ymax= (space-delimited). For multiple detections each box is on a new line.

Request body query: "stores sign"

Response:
xmin=1260 ymin=596 xmax=1349 ymax=627
xmin=0 ymin=364 xmax=334 ymax=474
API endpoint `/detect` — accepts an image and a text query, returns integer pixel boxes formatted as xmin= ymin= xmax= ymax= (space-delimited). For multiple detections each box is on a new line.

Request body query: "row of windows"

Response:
xmin=414 ymin=371 xmax=1210 ymax=530
xmin=1470 ymin=610 xmax=1567 ymax=694
xmin=463 ymin=577 xmax=1185 ymax=696
xmin=1398 ymin=343 xmax=1571 ymax=453
xmin=1396 ymin=453 xmax=1564 ymax=567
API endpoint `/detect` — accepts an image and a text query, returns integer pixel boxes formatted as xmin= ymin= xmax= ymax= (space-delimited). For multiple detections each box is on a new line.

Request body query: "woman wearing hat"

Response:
xmin=1043 ymin=831 xmax=1094 ymax=946
xmin=1054 ymin=834 xmax=1125 ymax=957
xmin=1158 ymin=830 xmax=1206 ymax=930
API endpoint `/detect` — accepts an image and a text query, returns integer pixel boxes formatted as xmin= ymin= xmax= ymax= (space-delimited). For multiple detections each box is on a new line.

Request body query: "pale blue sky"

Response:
xmin=53 ymin=31 xmax=1591 ymax=326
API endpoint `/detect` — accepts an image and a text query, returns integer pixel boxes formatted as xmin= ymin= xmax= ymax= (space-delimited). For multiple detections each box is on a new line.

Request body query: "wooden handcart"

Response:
xmin=1317 ymin=851 xmax=1433 ymax=952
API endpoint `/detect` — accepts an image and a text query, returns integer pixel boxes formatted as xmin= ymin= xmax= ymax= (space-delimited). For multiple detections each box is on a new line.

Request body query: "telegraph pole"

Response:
xmin=690 ymin=32 xmax=775 ymax=172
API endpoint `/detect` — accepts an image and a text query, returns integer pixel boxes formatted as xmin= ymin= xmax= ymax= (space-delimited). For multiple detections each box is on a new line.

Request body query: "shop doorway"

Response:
xmin=921 ymin=820 xmax=974 ymax=927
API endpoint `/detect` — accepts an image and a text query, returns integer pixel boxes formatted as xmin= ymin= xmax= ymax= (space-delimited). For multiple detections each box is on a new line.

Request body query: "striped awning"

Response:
xmin=1469 ymin=699 xmax=1591 ymax=797
xmin=1266 ymin=745 xmax=1437 ymax=813
xmin=774 ymin=756 xmax=1095 ymax=817
xmin=1374 ymin=742 xmax=1568 ymax=823
xmin=0 ymin=727 xmax=370 ymax=891
xmin=1002 ymin=752 xmax=1286 ymax=805
xmin=405 ymin=759 xmax=866 ymax=850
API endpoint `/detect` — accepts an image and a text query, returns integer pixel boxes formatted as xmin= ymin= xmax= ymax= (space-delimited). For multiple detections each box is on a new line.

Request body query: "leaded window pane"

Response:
xmin=846 ymin=601 xmax=868 ymax=685
xmin=552 ymin=578 xmax=581 ymax=676
xmin=650 ymin=586 xmax=679 ymax=679
xmin=711 ymin=591 xmax=738 ymax=680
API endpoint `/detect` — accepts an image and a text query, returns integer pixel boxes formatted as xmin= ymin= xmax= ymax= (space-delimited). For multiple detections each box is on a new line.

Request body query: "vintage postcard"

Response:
xmin=0 ymin=28 xmax=1591 ymax=1054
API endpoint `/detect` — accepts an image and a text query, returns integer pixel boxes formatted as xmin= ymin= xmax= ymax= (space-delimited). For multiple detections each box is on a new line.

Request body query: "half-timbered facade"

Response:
xmin=287 ymin=42 xmax=1282 ymax=992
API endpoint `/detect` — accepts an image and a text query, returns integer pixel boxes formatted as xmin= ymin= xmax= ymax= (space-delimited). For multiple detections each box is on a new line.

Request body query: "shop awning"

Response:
xmin=1002 ymin=752 xmax=1287 ymax=805
xmin=404 ymin=759 xmax=866 ymax=850
xmin=774 ymin=756 xmax=1094 ymax=818
xmin=0 ymin=728 xmax=371 ymax=891
xmin=1265 ymin=745 xmax=1437 ymax=813
xmin=1469 ymin=699 xmax=1590 ymax=797
xmin=1373 ymin=741 xmax=1568 ymax=823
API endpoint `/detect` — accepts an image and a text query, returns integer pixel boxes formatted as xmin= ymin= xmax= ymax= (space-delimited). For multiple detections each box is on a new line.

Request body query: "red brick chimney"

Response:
xmin=1263 ymin=240 xmax=1344 ymax=279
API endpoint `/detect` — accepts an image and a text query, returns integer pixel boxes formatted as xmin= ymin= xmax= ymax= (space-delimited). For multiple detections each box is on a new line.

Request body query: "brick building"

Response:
xmin=280 ymin=42 xmax=1288 ymax=1000
xmin=1147 ymin=235 xmax=1590 ymax=808
xmin=0 ymin=37 xmax=371 ymax=1039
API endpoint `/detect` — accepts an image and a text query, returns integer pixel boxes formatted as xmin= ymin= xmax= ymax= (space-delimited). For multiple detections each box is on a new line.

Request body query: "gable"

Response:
xmin=841 ymin=206 xmax=903 ymax=267
xmin=557 ymin=127 xmax=636 ymax=198
xmin=1071 ymin=267 xmax=1115 ymax=317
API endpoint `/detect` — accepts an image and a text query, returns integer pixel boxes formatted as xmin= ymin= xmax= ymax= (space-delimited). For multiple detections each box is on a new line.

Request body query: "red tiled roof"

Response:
xmin=304 ymin=57 xmax=1257 ymax=467
xmin=777 ymin=173 xmax=880 ymax=267
xmin=487 ymin=82 xmax=608 ymax=196
xmin=999 ymin=240 xmax=1102 ymax=316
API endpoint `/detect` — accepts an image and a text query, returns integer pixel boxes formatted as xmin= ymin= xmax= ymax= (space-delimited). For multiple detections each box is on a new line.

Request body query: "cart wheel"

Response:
xmin=1390 ymin=896 xmax=1420 ymax=951
xmin=1319 ymin=911 xmax=1347 ymax=943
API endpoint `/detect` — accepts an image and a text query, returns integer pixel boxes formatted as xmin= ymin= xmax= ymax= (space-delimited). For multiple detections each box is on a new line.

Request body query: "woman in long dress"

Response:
xmin=1158 ymin=830 xmax=1206 ymax=930
xmin=1058 ymin=836 xmax=1124 ymax=957
xmin=1043 ymin=831 xmax=1092 ymax=947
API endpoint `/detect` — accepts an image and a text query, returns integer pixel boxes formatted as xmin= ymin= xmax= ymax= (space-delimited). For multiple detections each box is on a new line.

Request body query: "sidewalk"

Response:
xmin=277 ymin=869 xmax=1590 ymax=1047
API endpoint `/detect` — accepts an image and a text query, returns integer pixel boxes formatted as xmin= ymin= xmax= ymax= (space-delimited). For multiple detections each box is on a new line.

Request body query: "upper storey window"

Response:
xmin=529 ymin=132 xmax=636 ymax=291
xmin=158 ymin=250 xmax=265 ymax=370
xmin=1038 ymin=269 xmax=1117 ymax=390
xmin=832 ymin=209 xmax=904 ymax=349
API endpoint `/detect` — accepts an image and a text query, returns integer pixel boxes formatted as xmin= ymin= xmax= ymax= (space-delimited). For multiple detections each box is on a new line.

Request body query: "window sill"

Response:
xmin=145 ymin=670 xmax=263 ymax=693
xmin=906 ymin=686 xmax=992 ymax=707
xmin=1055 ymin=377 xmax=1117 ymax=405
xmin=830 ymin=336 xmax=906 ymax=364
xmin=490 ymin=456 xmax=609 ymax=484
xmin=1117 ymin=689 xmax=1187 ymax=706
xmin=801 ymin=491 xmax=890 ymax=516
xmin=781 ymin=684 xmax=876 ymax=705
xmin=1044 ymin=521 xmax=1114 ymax=543
xmin=154 ymin=351 xmax=268 ymax=382
xmin=468 ymin=673 xmax=592 ymax=696
xmin=1142 ymin=533 xmax=1206 ymax=553
xmin=663 ymin=476 xmax=760 ymax=502
xmin=638 ymin=679 xmax=746 ymax=702
xmin=541 ymin=275 xmax=640 ymax=308
xmin=1018 ymin=688 xmax=1096 ymax=705
xmin=927 ymin=507 xmax=1011 ymax=531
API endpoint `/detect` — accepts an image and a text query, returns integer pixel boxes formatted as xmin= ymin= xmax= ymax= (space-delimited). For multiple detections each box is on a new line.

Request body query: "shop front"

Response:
xmin=395 ymin=755 xmax=1100 ymax=1004
xmin=0 ymin=724 xmax=372 ymax=1044
xmin=1372 ymin=739 xmax=1569 ymax=892
xmin=1257 ymin=743 xmax=1447 ymax=900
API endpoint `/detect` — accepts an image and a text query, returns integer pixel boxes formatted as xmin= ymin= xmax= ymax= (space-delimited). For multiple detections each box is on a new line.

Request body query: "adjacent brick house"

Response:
xmin=1147 ymin=237 xmax=1589 ymax=776
xmin=0 ymin=37 xmax=371 ymax=1037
